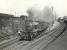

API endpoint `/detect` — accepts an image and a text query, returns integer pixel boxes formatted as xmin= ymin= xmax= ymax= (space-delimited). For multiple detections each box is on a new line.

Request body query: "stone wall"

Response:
xmin=0 ymin=13 xmax=27 ymax=40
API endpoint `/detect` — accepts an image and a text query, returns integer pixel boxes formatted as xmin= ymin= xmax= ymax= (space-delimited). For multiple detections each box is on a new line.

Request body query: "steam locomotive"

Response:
xmin=18 ymin=20 xmax=49 ymax=41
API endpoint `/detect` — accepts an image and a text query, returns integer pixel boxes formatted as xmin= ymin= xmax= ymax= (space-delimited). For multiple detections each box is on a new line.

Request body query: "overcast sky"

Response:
xmin=0 ymin=0 xmax=67 ymax=17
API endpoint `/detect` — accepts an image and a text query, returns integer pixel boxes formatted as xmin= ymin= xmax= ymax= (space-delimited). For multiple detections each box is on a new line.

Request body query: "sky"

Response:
xmin=0 ymin=0 xmax=67 ymax=17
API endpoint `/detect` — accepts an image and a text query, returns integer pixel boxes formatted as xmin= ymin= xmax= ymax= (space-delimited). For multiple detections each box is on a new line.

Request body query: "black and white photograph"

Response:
xmin=0 ymin=0 xmax=67 ymax=50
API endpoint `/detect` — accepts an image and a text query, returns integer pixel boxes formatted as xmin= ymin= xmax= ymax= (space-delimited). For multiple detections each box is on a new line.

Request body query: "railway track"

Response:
xmin=21 ymin=22 xmax=66 ymax=50
xmin=1 ymin=22 xmax=66 ymax=50
xmin=0 ymin=35 xmax=20 ymax=50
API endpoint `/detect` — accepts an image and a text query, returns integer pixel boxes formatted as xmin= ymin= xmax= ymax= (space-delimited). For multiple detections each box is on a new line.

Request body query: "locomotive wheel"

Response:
xmin=19 ymin=36 xmax=25 ymax=41
xmin=31 ymin=34 xmax=34 ymax=40
xmin=33 ymin=34 xmax=37 ymax=39
xmin=32 ymin=34 xmax=35 ymax=38
xmin=28 ymin=35 xmax=31 ymax=41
